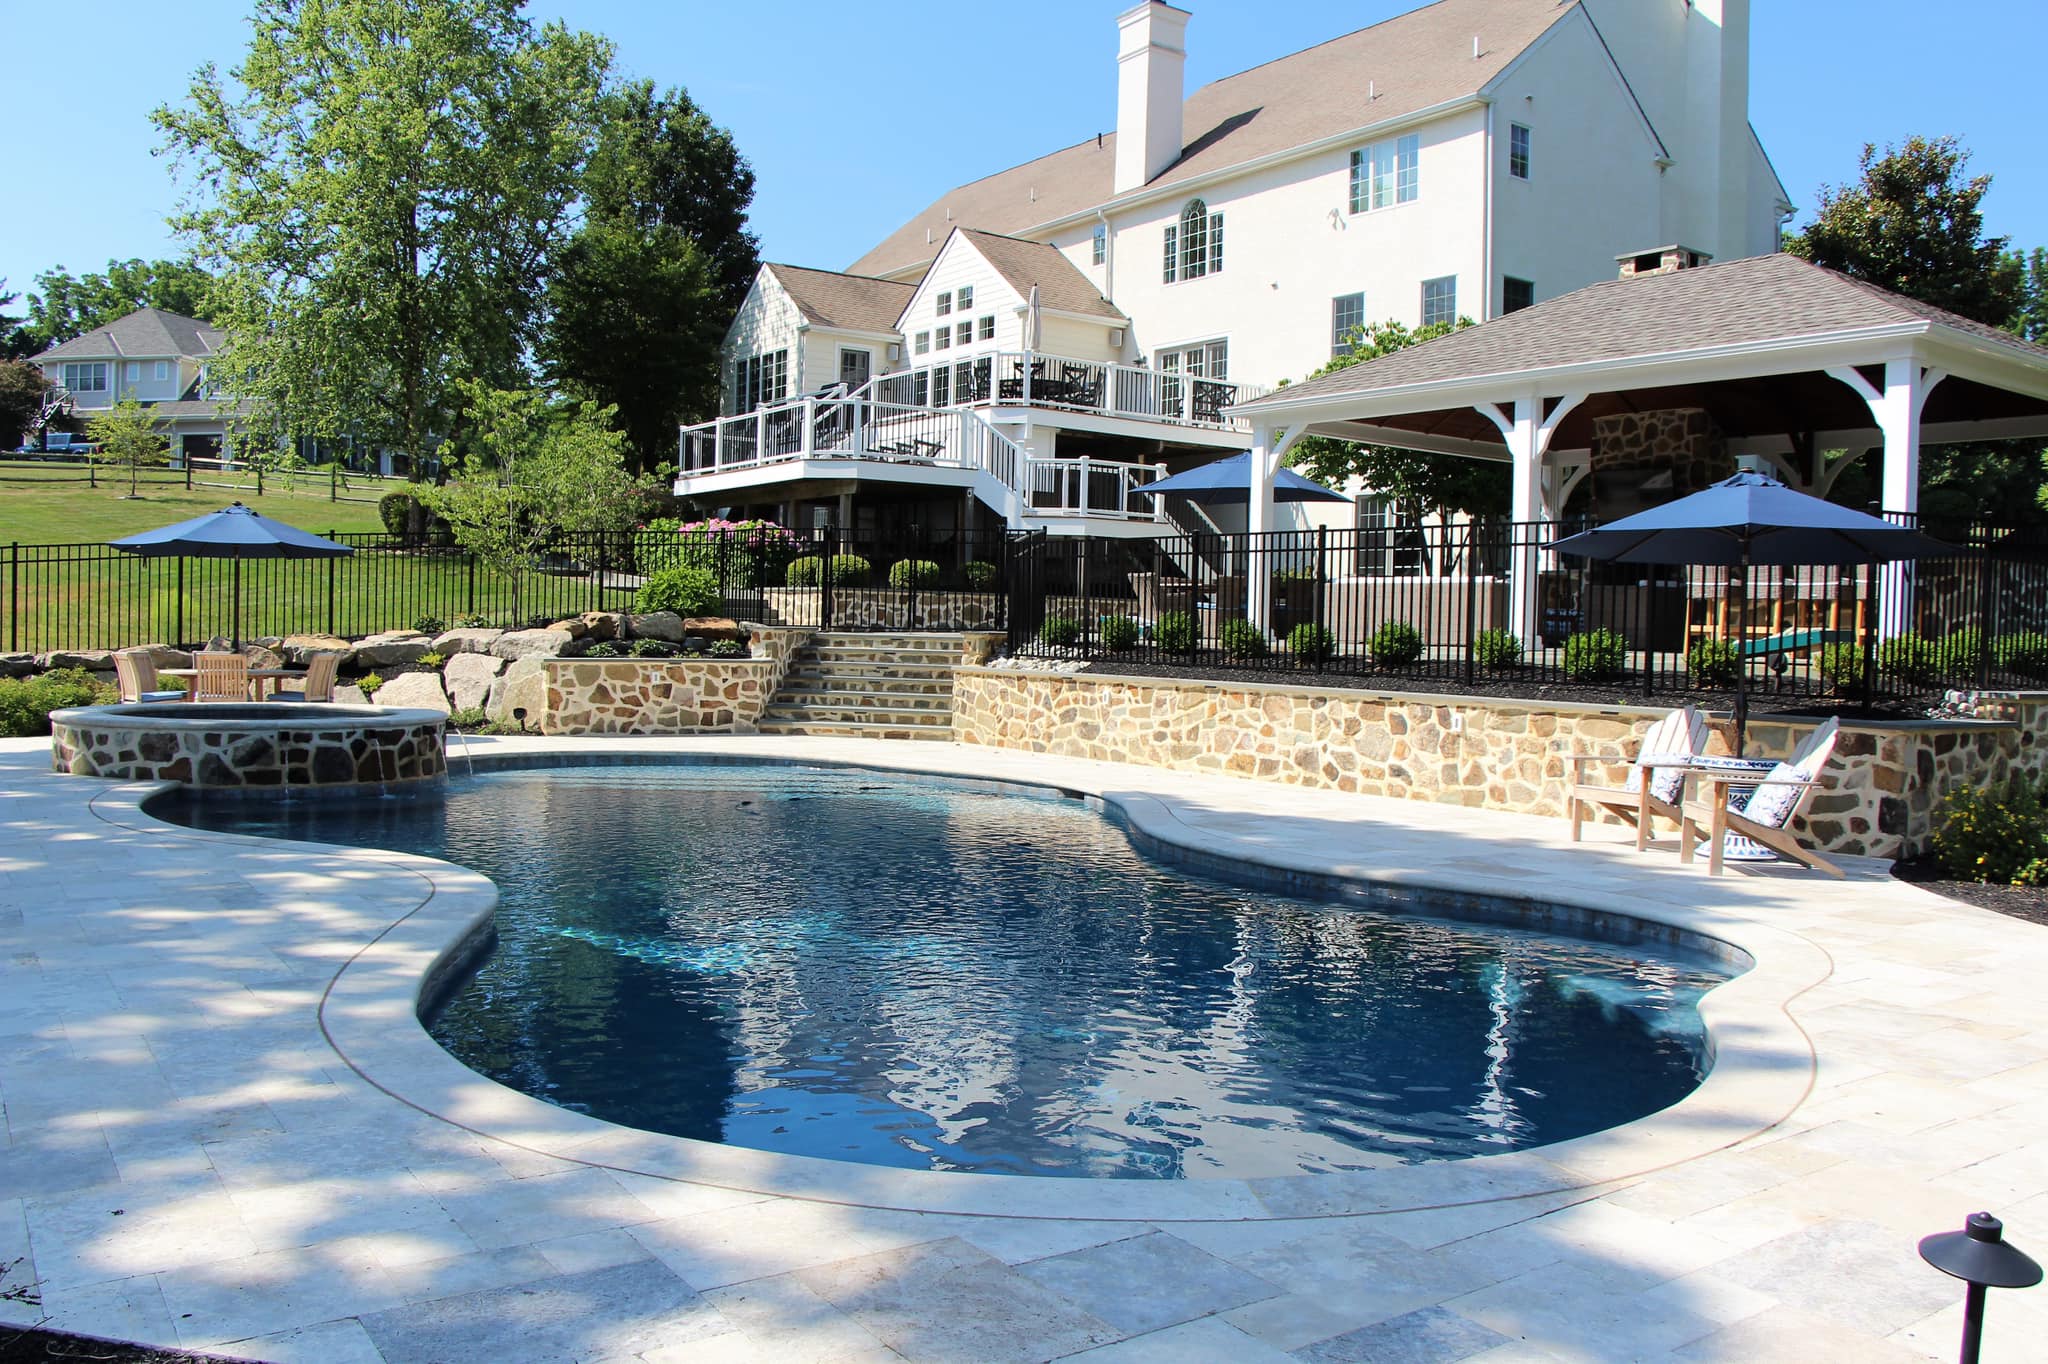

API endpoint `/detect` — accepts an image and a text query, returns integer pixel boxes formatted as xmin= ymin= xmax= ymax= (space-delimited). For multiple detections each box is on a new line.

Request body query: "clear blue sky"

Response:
xmin=1 ymin=0 xmax=2038 ymax=301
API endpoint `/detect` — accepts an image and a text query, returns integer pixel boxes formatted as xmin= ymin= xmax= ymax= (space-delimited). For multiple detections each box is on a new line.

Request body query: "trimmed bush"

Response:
xmin=1473 ymin=628 xmax=1522 ymax=671
xmin=1877 ymin=633 xmax=1941 ymax=683
xmin=1038 ymin=615 xmax=1082 ymax=647
xmin=1932 ymin=779 xmax=2048 ymax=884
xmin=1818 ymin=641 xmax=1865 ymax=691
xmin=784 ymin=554 xmax=871 ymax=587
xmin=413 ymin=614 xmax=446 ymax=636
xmin=1996 ymin=631 xmax=2048 ymax=680
xmin=1687 ymin=638 xmax=1740 ymax=687
xmin=629 ymin=638 xmax=682 ymax=658
xmin=1561 ymin=627 xmax=1629 ymax=681
xmin=1221 ymin=618 xmax=1269 ymax=659
xmin=0 ymin=668 xmax=112 ymax=738
xmin=378 ymin=490 xmax=417 ymax=537
xmin=634 ymin=566 xmax=723 ymax=618
xmin=1936 ymin=628 xmax=1984 ymax=678
xmin=1153 ymin=611 xmax=1197 ymax=652
xmin=888 ymin=558 xmax=941 ymax=589
xmin=829 ymin=554 xmax=872 ymax=586
xmin=707 ymin=639 xmax=748 ymax=658
xmin=1369 ymin=620 xmax=1425 ymax=668
xmin=962 ymin=560 xmax=998 ymax=591
xmin=1287 ymin=622 xmax=1336 ymax=663
xmin=1099 ymin=615 xmax=1142 ymax=650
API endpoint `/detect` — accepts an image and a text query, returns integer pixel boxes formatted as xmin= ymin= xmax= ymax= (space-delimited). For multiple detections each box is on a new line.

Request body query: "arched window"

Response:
xmin=1163 ymin=198 xmax=1224 ymax=283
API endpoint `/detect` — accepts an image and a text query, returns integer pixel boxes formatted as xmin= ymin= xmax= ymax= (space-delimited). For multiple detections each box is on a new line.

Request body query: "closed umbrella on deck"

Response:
xmin=111 ymin=502 xmax=354 ymax=650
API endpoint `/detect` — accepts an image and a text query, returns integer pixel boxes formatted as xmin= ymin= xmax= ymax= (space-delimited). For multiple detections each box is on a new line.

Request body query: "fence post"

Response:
xmin=327 ymin=556 xmax=337 ymax=637
xmin=1861 ymin=561 xmax=1879 ymax=711
xmin=87 ymin=454 xmax=95 ymax=489
xmin=1464 ymin=525 xmax=1479 ymax=687
xmin=6 ymin=543 xmax=14 ymax=653
xmin=466 ymin=555 xmax=477 ymax=618
xmin=1977 ymin=532 xmax=1995 ymax=690
xmin=820 ymin=527 xmax=836 ymax=629
xmin=185 ymin=459 xmax=193 ymax=491
xmin=1313 ymin=526 xmax=1328 ymax=674
xmin=175 ymin=558 xmax=185 ymax=647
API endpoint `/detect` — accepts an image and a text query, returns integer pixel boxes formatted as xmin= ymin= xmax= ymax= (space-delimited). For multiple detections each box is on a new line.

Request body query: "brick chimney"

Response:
xmin=1616 ymin=245 xmax=1713 ymax=280
xmin=1114 ymin=2 xmax=1190 ymax=195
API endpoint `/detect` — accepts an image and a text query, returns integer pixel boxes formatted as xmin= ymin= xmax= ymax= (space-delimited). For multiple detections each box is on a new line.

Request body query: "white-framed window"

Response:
xmin=1421 ymin=276 xmax=1458 ymax=329
xmin=62 ymin=362 xmax=108 ymax=393
xmin=733 ymin=350 xmax=788 ymax=411
xmin=1163 ymin=198 xmax=1224 ymax=283
xmin=1503 ymin=277 xmax=1536 ymax=314
xmin=978 ymin=315 xmax=995 ymax=341
xmin=914 ymin=331 xmax=930 ymax=355
xmin=956 ymin=285 xmax=974 ymax=310
xmin=1157 ymin=337 xmax=1228 ymax=418
xmin=935 ymin=290 xmax=952 ymax=316
xmin=935 ymin=325 xmax=951 ymax=350
xmin=932 ymin=365 xmax=951 ymax=406
xmin=1091 ymin=224 xmax=1106 ymax=265
xmin=839 ymin=348 xmax=872 ymax=388
xmin=124 ymin=361 xmax=142 ymax=382
xmin=1509 ymin=124 xmax=1531 ymax=180
xmin=1355 ymin=497 xmax=1429 ymax=577
xmin=1348 ymin=134 xmax=1420 ymax=213
xmin=1331 ymin=293 xmax=1366 ymax=356
xmin=154 ymin=360 xmax=170 ymax=382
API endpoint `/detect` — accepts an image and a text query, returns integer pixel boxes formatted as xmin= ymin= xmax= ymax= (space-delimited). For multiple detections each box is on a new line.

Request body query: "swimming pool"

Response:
xmin=159 ymin=761 xmax=1732 ymax=1180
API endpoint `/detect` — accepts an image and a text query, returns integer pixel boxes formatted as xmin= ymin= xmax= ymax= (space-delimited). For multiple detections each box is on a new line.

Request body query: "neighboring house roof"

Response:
xmin=35 ymin=308 xmax=222 ymax=363
xmin=850 ymin=0 xmax=1577 ymax=277
xmin=765 ymin=264 xmax=917 ymax=335
xmin=137 ymin=399 xmax=258 ymax=422
xmin=957 ymin=229 xmax=1126 ymax=322
xmin=1240 ymin=253 xmax=2048 ymax=410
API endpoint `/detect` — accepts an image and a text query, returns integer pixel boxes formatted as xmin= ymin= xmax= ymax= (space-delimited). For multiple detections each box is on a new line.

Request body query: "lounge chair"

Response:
xmin=1680 ymin=717 xmax=1843 ymax=877
xmin=113 ymin=649 xmax=186 ymax=704
xmin=271 ymin=652 xmax=340 ymax=703
xmin=191 ymin=652 xmax=251 ymax=703
xmin=1567 ymin=706 xmax=1711 ymax=851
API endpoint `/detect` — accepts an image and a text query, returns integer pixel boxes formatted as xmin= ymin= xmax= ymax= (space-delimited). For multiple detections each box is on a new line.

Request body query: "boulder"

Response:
xmin=240 ymin=644 xmax=284 ymax=671
xmin=333 ymin=683 xmax=370 ymax=706
xmin=141 ymin=644 xmax=193 ymax=670
xmin=279 ymin=634 xmax=352 ymax=666
xmin=489 ymin=628 xmax=574 ymax=661
xmin=628 ymin=611 xmax=685 ymax=642
xmin=372 ymin=670 xmax=450 ymax=714
xmin=488 ymin=655 xmax=547 ymax=726
xmin=352 ymin=630 xmax=432 ymax=670
xmin=443 ymin=653 xmax=506 ymax=712
xmin=40 ymin=650 xmax=115 ymax=672
xmin=545 ymin=617 xmax=591 ymax=641
xmin=579 ymin=611 xmax=623 ymax=642
xmin=431 ymin=627 xmax=504 ymax=657
xmin=0 ymin=653 xmax=39 ymax=678
xmin=682 ymin=617 xmax=747 ymax=644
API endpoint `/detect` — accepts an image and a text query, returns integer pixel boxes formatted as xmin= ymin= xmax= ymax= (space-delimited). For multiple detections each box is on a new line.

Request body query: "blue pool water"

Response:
xmin=158 ymin=763 xmax=1732 ymax=1180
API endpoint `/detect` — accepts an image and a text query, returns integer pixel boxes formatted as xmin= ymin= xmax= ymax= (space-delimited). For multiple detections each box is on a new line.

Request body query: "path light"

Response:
xmin=1918 ymin=1212 xmax=2042 ymax=1364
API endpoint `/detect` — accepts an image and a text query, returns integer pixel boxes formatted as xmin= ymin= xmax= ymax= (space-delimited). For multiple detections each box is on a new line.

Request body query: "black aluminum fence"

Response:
xmin=1002 ymin=519 xmax=2048 ymax=708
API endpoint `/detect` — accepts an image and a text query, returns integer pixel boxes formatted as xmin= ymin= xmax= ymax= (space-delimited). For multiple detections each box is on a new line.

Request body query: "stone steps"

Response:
xmin=758 ymin=631 xmax=964 ymax=739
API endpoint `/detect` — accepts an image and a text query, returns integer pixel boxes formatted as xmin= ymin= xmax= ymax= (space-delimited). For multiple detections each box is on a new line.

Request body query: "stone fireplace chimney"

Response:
xmin=1114 ymin=2 xmax=1190 ymax=195
xmin=1616 ymin=245 xmax=1713 ymax=280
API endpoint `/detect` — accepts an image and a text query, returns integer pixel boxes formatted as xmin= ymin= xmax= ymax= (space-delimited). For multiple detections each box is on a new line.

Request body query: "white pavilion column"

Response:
xmin=1479 ymin=393 xmax=1585 ymax=646
xmin=1828 ymin=360 xmax=1946 ymax=636
xmin=1245 ymin=424 xmax=1294 ymax=634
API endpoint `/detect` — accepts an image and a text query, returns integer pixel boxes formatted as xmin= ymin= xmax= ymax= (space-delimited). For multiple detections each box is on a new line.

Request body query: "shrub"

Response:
xmin=416 ymin=651 xmax=446 ymax=670
xmin=1221 ymin=619 xmax=1269 ymax=659
xmin=1561 ymin=627 xmax=1629 ymax=681
xmin=458 ymin=612 xmax=491 ymax=630
xmin=0 ymin=668 xmax=112 ymax=737
xmin=1473 ymin=628 xmax=1522 ymax=671
xmin=888 ymin=558 xmax=941 ymax=589
xmin=786 ymin=555 xmax=823 ymax=587
xmin=785 ymin=554 xmax=871 ymax=587
xmin=1996 ymin=631 xmax=2048 ymax=680
xmin=1369 ymin=620 xmax=1425 ymax=668
xmin=446 ymin=705 xmax=489 ymax=730
xmin=1099 ymin=615 xmax=1142 ymax=650
xmin=412 ymin=615 xmax=446 ymax=636
xmin=1932 ymin=780 xmax=2048 ymax=884
xmin=828 ymin=553 xmax=871 ymax=586
xmin=1818 ymin=641 xmax=1865 ymax=691
xmin=707 ymin=639 xmax=747 ymax=658
xmin=360 ymin=673 xmax=385 ymax=697
xmin=1687 ymin=638 xmax=1740 ymax=687
xmin=634 ymin=566 xmax=723 ymax=618
xmin=962 ymin=561 xmax=998 ymax=591
xmin=639 ymin=517 xmax=804 ymax=586
xmin=1877 ymin=633 xmax=1941 ymax=683
xmin=1038 ymin=615 xmax=1082 ymax=647
xmin=1287 ymin=622 xmax=1336 ymax=663
xmin=378 ymin=490 xmax=417 ymax=537
xmin=582 ymin=641 xmax=624 ymax=658
xmin=629 ymin=638 xmax=681 ymax=658
xmin=1153 ymin=610 xmax=1197 ymax=651
xmin=1936 ymin=628 xmax=1985 ymax=678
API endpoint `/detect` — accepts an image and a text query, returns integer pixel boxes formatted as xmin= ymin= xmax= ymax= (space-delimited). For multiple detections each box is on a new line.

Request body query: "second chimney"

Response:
xmin=1114 ymin=2 xmax=1190 ymax=195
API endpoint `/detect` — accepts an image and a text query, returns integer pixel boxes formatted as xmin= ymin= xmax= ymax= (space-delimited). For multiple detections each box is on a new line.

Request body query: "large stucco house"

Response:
xmin=679 ymin=0 xmax=1788 ymax=542
xmin=27 ymin=308 xmax=252 ymax=464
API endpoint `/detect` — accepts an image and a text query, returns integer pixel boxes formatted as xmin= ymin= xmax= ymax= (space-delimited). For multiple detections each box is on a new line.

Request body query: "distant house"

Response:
xmin=683 ymin=0 xmax=1789 ymax=540
xmin=29 ymin=307 xmax=252 ymax=465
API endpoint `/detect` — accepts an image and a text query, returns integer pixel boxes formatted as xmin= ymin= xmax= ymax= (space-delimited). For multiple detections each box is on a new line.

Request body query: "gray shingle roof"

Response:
xmin=36 ymin=308 xmax=222 ymax=362
xmin=849 ymin=0 xmax=1577 ymax=277
xmin=958 ymin=229 xmax=1125 ymax=322
xmin=1243 ymin=253 xmax=2048 ymax=409
xmin=766 ymin=264 xmax=917 ymax=334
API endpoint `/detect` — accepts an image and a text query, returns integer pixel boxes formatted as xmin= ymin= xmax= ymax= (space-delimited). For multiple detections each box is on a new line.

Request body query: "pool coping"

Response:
xmin=83 ymin=737 xmax=1831 ymax=1225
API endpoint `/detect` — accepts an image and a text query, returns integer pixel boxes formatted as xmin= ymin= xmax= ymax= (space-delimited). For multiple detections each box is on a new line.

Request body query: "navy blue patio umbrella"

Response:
xmin=1551 ymin=471 xmax=1961 ymax=750
xmin=111 ymin=502 xmax=353 ymax=649
xmin=1132 ymin=450 xmax=1351 ymax=504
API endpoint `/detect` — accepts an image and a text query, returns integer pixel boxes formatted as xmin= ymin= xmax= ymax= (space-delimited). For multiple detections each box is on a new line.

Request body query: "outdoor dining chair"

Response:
xmin=1567 ymin=705 xmax=1712 ymax=851
xmin=270 ymin=652 xmax=340 ymax=703
xmin=1680 ymin=717 xmax=1843 ymax=877
xmin=191 ymin=652 xmax=252 ymax=704
xmin=113 ymin=649 xmax=187 ymax=704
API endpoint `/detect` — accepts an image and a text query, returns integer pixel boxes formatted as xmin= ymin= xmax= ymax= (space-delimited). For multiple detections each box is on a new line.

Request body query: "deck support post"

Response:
xmin=1828 ymin=360 xmax=1945 ymax=636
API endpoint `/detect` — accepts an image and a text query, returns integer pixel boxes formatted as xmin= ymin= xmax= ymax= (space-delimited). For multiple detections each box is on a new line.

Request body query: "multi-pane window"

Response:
xmin=839 ymin=348 xmax=871 ymax=388
xmin=914 ymin=331 xmax=930 ymax=355
xmin=1355 ymin=498 xmax=1430 ymax=577
xmin=1091 ymin=224 xmax=1106 ymax=265
xmin=1348 ymin=134 xmax=1420 ymax=213
xmin=935 ymin=325 xmax=951 ymax=350
xmin=1163 ymin=199 xmax=1224 ymax=283
xmin=1331 ymin=293 xmax=1366 ymax=356
xmin=62 ymin=362 xmax=107 ymax=393
xmin=978 ymin=315 xmax=995 ymax=341
xmin=935 ymin=291 xmax=952 ymax=316
xmin=732 ymin=350 xmax=788 ymax=411
xmin=125 ymin=361 xmax=142 ymax=382
xmin=1509 ymin=124 xmax=1531 ymax=180
xmin=956 ymin=285 xmax=974 ymax=310
xmin=1421 ymin=276 xmax=1458 ymax=329
xmin=1503 ymin=277 xmax=1536 ymax=315
xmin=932 ymin=366 xmax=951 ymax=406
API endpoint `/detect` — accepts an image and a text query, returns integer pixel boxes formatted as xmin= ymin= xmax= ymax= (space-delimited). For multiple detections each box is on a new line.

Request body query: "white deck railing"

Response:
xmin=862 ymin=349 xmax=1269 ymax=430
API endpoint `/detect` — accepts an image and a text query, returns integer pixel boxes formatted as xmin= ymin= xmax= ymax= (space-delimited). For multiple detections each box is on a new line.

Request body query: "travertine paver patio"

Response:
xmin=4 ymin=732 xmax=2048 ymax=1362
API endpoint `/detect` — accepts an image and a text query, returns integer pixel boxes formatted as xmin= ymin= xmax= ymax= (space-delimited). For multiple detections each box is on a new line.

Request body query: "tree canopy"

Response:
xmin=154 ymin=0 xmax=614 ymax=465
xmin=0 ymin=281 xmax=32 ymax=361
xmin=21 ymin=259 xmax=216 ymax=351
xmin=89 ymin=397 xmax=171 ymax=497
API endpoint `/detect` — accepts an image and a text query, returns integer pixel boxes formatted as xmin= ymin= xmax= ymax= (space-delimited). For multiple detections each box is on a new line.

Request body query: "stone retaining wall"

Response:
xmin=539 ymin=625 xmax=810 ymax=735
xmin=952 ymin=669 xmax=2048 ymax=860
xmin=50 ymin=705 xmax=445 ymax=789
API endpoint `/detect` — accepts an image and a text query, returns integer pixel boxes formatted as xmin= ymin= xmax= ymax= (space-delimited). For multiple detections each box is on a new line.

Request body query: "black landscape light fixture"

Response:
xmin=1918 ymin=1211 xmax=2042 ymax=1364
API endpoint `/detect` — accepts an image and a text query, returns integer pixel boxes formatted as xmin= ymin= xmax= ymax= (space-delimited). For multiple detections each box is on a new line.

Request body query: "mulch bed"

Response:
xmin=1891 ymin=860 xmax=2048 ymax=927
xmin=0 ymin=1326 xmax=248 ymax=1363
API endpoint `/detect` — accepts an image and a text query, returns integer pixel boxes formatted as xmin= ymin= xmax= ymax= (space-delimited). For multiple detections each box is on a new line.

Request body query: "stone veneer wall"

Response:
xmin=1591 ymin=409 xmax=1733 ymax=507
xmin=759 ymin=589 xmax=1001 ymax=632
xmin=952 ymin=670 xmax=2048 ymax=860
xmin=540 ymin=625 xmax=810 ymax=735
xmin=50 ymin=709 xmax=445 ymax=788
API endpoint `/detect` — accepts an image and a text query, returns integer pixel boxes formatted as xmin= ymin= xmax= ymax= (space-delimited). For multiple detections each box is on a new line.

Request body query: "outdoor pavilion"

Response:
xmin=1230 ymin=250 xmax=2048 ymax=640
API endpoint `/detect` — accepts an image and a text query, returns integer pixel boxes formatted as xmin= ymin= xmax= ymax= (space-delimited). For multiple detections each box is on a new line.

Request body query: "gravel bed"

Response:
xmin=1891 ymin=861 xmax=2048 ymax=927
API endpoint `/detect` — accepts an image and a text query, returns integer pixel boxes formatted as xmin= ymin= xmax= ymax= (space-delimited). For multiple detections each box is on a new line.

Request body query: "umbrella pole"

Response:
xmin=232 ymin=556 xmax=243 ymax=653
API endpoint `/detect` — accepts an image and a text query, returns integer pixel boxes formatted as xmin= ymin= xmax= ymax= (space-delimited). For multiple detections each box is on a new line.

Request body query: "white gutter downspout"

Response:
xmin=1095 ymin=207 xmax=1115 ymax=330
xmin=1481 ymin=99 xmax=1495 ymax=323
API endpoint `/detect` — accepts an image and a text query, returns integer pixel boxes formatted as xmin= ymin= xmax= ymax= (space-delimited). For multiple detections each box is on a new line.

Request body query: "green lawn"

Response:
xmin=0 ymin=461 xmax=392 ymax=543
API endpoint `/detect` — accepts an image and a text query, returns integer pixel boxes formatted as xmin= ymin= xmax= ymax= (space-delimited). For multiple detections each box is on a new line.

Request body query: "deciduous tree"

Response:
xmin=22 ymin=259 xmax=216 ymax=349
xmin=89 ymin=397 xmax=170 ymax=497
xmin=0 ymin=360 xmax=51 ymax=448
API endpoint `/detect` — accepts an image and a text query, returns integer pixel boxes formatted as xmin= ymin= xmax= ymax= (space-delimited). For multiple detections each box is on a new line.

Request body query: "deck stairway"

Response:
xmin=756 ymin=632 xmax=962 ymax=740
